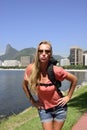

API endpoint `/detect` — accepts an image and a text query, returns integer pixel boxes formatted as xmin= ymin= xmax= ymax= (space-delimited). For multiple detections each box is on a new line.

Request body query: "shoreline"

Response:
xmin=0 ymin=68 xmax=25 ymax=71
xmin=0 ymin=68 xmax=87 ymax=72
xmin=65 ymin=69 xmax=87 ymax=72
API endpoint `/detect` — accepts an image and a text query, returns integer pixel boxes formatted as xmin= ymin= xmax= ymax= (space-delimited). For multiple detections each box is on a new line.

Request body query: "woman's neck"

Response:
xmin=40 ymin=63 xmax=48 ymax=74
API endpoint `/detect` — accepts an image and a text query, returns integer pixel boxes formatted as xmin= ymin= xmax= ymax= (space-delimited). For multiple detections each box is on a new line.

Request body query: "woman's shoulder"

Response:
xmin=25 ymin=63 xmax=33 ymax=73
xmin=26 ymin=63 xmax=33 ymax=69
xmin=53 ymin=65 xmax=64 ymax=71
xmin=24 ymin=64 xmax=33 ymax=80
xmin=53 ymin=65 xmax=68 ymax=77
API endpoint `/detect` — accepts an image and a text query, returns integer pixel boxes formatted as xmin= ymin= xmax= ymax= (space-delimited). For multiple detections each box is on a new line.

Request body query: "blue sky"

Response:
xmin=0 ymin=0 xmax=87 ymax=57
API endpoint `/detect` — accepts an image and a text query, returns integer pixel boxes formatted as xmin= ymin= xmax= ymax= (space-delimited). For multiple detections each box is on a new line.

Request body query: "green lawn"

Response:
xmin=0 ymin=85 xmax=87 ymax=130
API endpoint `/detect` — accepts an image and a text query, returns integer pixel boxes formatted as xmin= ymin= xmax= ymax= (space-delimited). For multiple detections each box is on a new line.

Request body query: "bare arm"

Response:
xmin=66 ymin=72 xmax=78 ymax=99
xmin=58 ymin=72 xmax=78 ymax=106
xmin=22 ymin=80 xmax=41 ymax=108
xmin=22 ymin=80 xmax=36 ymax=105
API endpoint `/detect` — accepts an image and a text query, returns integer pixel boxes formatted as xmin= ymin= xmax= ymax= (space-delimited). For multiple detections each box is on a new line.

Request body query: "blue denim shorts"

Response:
xmin=38 ymin=105 xmax=67 ymax=123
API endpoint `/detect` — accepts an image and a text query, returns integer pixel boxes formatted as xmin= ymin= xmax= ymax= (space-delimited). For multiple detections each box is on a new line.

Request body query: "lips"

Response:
xmin=41 ymin=58 xmax=46 ymax=60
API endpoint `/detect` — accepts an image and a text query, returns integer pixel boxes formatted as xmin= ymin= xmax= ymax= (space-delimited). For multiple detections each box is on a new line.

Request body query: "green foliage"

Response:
xmin=0 ymin=66 xmax=26 ymax=69
xmin=63 ymin=85 xmax=87 ymax=130
xmin=63 ymin=65 xmax=87 ymax=69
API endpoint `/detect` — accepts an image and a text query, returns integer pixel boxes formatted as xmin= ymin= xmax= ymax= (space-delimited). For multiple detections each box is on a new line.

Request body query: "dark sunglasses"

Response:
xmin=38 ymin=49 xmax=51 ymax=54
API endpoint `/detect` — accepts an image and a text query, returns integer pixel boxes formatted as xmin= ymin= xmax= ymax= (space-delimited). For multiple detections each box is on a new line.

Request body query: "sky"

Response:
xmin=0 ymin=0 xmax=87 ymax=57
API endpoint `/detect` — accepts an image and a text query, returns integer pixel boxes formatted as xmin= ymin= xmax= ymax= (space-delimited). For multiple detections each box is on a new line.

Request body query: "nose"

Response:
xmin=42 ymin=50 xmax=46 ymax=54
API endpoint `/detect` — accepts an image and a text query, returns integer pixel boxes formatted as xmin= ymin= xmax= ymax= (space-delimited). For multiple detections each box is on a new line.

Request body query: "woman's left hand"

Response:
xmin=58 ymin=96 xmax=70 ymax=106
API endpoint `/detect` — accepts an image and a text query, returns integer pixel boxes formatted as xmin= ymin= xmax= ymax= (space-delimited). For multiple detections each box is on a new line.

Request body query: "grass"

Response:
xmin=0 ymin=85 xmax=87 ymax=130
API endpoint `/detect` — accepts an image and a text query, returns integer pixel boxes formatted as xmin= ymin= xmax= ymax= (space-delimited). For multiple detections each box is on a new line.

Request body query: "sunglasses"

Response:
xmin=38 ymin=49 xmax=51 ymax=54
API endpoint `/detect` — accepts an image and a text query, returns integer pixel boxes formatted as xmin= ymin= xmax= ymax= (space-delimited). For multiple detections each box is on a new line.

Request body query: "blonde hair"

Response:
xmin=28 ymin=41 xmax=52 ymax=94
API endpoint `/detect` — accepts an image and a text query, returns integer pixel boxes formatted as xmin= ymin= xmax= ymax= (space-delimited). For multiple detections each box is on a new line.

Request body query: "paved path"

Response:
xmin=71 ymin=113 xmax=87 ymax=130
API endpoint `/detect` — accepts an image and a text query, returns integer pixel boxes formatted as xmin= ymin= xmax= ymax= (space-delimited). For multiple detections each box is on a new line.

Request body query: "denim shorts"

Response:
xmin=38 ymin=105 xmax=67 ymax=123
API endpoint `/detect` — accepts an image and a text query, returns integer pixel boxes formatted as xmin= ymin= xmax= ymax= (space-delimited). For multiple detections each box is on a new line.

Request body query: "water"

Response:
xmin=0 ymin=69 xmax=87 ymax=118
xmin=0 ymin=69 xmax=31 ymax=117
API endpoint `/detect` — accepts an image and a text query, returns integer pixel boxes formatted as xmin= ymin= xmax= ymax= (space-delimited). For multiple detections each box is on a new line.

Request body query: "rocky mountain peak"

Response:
xmin=5 ymin=44 xmax=18 ymax=55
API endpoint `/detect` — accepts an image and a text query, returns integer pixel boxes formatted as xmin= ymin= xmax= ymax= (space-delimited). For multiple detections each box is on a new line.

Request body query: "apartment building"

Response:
xmin=60 ymin=58 xmax=70 ymax=66
xmin=3 ymin=60 xmax=20 ymax=66
xmin=21 ymin=56 xmax=30 ymax=66
xmin=0 ymin=60 xmax=2 ymax=66
xmin=70 ymin=46 xmax=83 ymax=65
xmin=83 ymin=51 xmax=87 ymax=66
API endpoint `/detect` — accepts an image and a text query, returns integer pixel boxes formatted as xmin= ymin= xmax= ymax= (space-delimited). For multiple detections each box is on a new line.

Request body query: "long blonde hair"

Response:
xmin=28 ymin=41 xmax=52 ymax=94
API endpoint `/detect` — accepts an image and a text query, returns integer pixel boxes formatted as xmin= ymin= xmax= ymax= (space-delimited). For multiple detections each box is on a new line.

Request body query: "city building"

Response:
xmin=21 ymin=56 xmax=30 ymax=66
xmin=3 ymin=60 xmax=20 ymax=67
xmin=83 ymin=51 xmax=87 ymax=66
xmin=60 ymin=58 xmax=70 ymax=66
xmin=0 ymin=60 xmax=2 ymax=66
xmin=70 ymin=46 xmax=83 ymax=65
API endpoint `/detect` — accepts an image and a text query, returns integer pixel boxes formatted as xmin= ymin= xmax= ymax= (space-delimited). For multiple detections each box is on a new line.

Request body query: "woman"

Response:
xmin=23 ymin=41 xmax=77 ymax=130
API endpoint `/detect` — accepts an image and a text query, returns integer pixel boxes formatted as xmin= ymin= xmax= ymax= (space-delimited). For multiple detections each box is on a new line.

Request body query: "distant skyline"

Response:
xmin=0 ymin=0 xmax=87 ymax=56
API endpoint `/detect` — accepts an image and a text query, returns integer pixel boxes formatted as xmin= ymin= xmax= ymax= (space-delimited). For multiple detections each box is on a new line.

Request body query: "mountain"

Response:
xmin=0 ymin=44 xmax=63 ymax=61
xmin=0 ymin=44 xmax=18 ymax=61
xmin=13 ymin=48 xmax=36 ymax=60
xmin=0 ymin=44 xmax=36 ymax=61
xmin=53 ymin=54 xmax=63 ymax=61
xmin=5 ymin=44 xmax=18 ymax=55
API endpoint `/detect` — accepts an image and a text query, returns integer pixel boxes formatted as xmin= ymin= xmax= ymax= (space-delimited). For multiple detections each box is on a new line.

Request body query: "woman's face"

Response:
xmin=38 ymin=44 xmax=51 ymax=64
